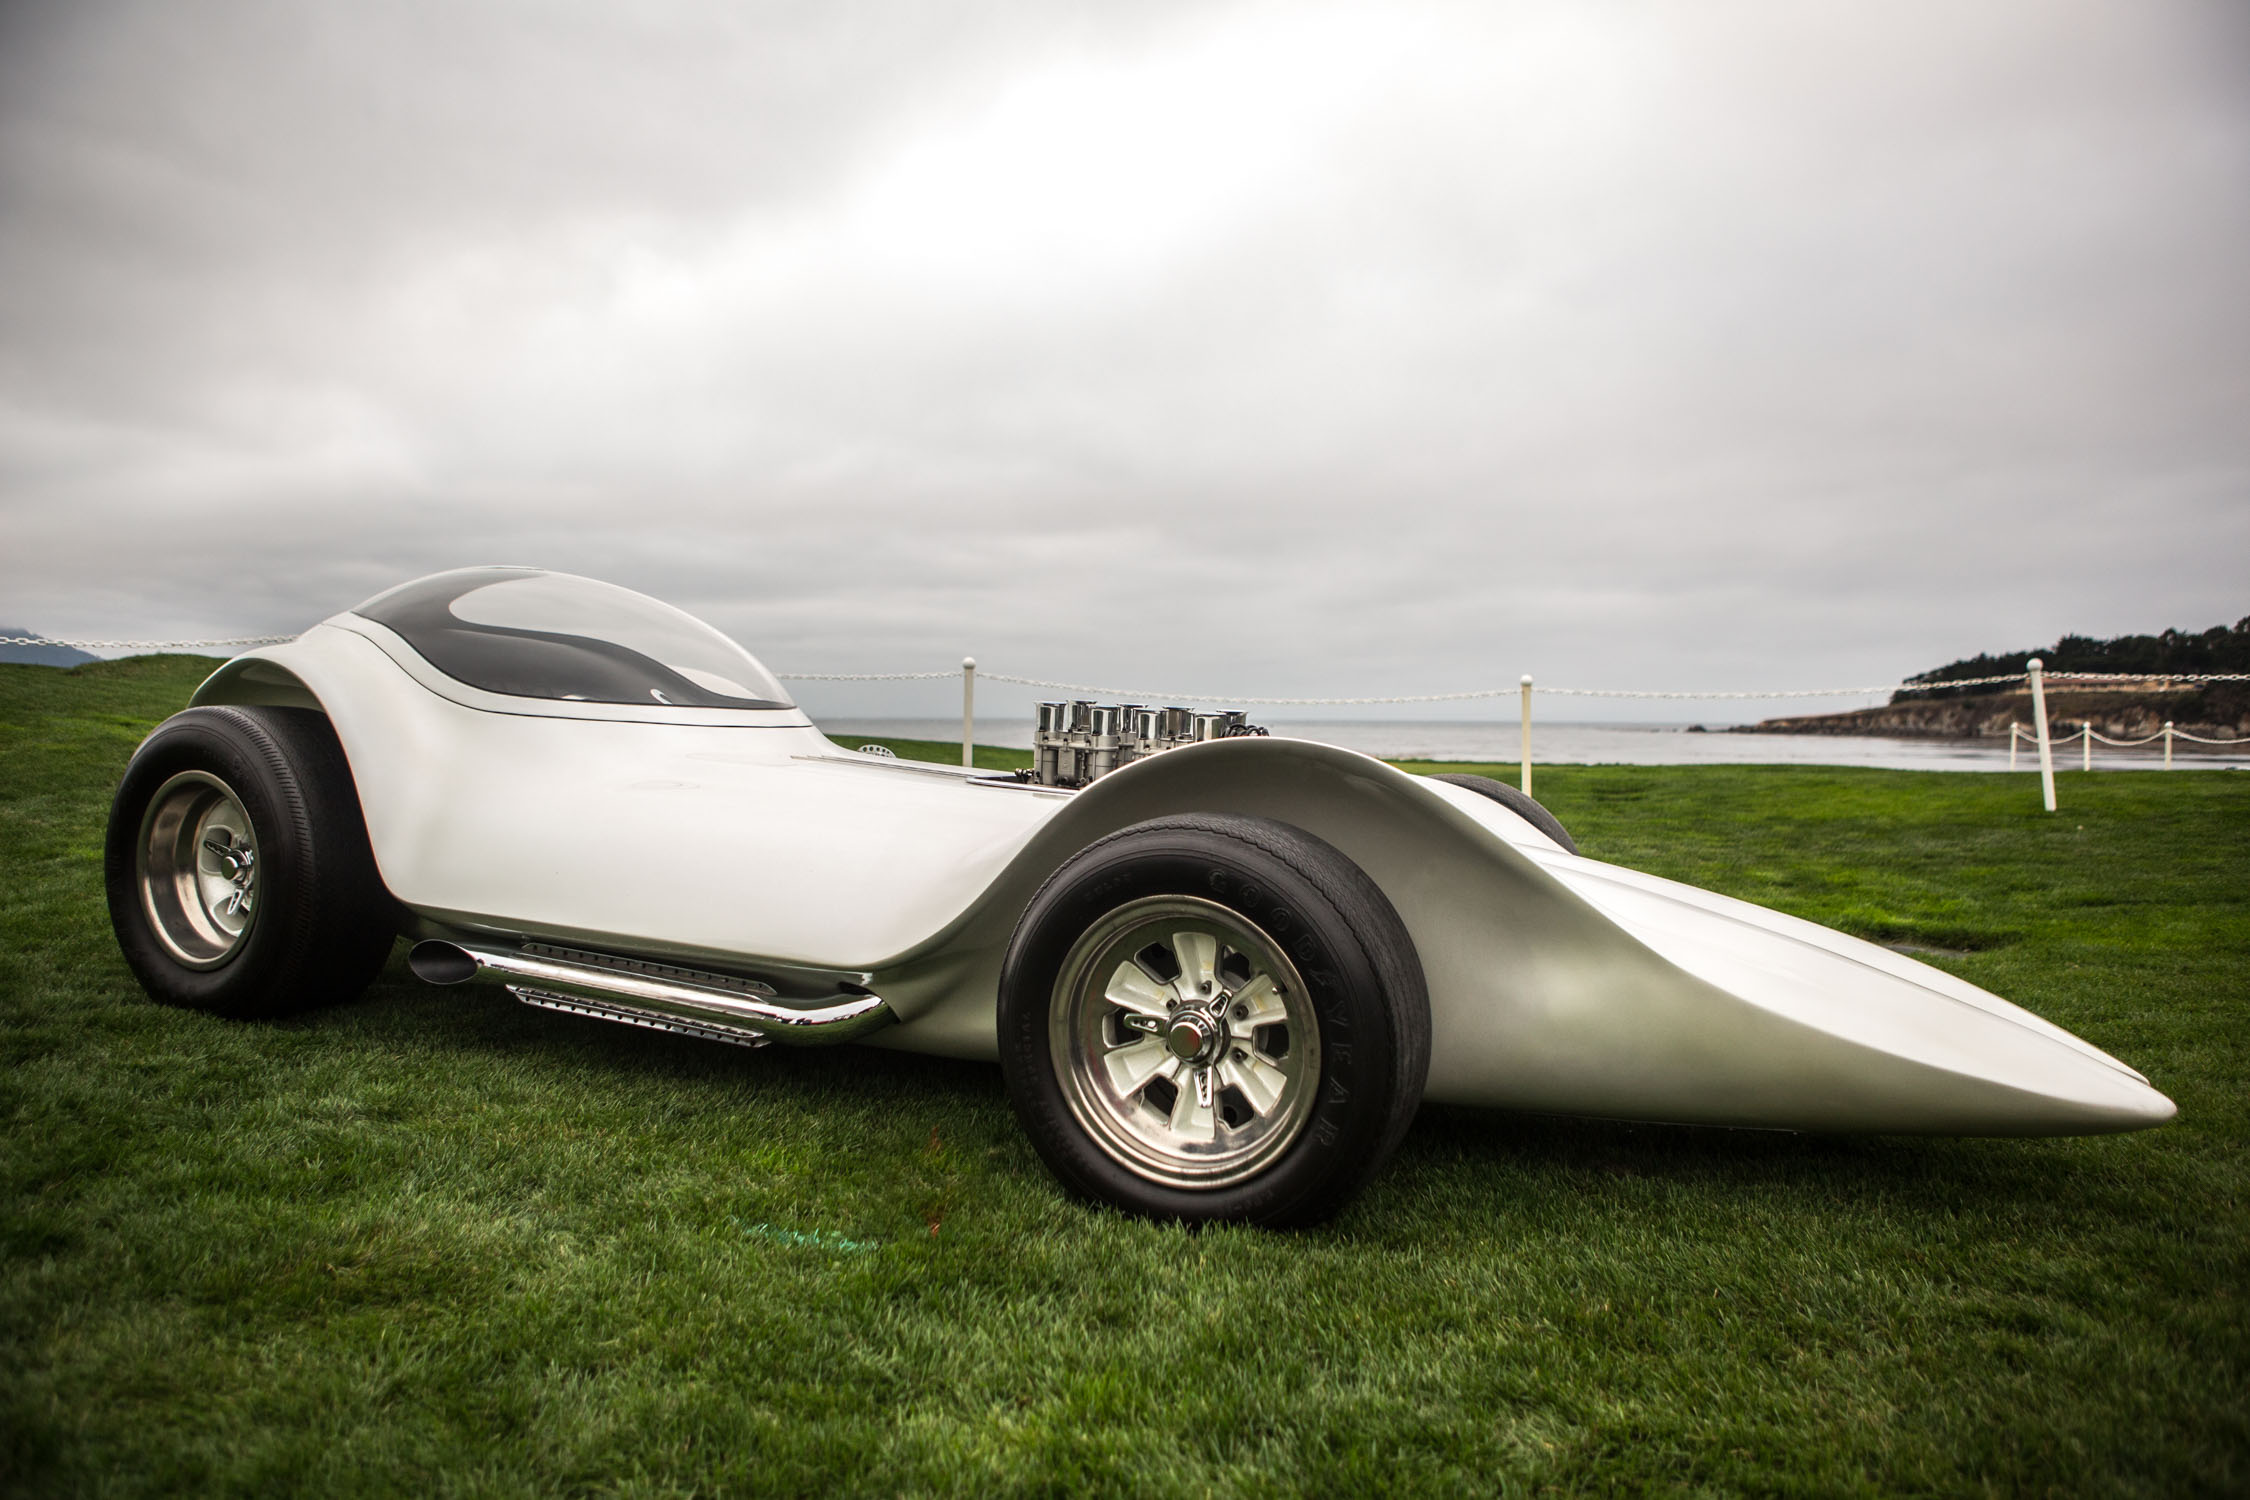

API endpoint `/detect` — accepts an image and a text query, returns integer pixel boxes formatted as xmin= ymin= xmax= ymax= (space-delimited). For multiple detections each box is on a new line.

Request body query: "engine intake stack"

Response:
xmin=1031 ymin=701 xmax=1266 ymax=788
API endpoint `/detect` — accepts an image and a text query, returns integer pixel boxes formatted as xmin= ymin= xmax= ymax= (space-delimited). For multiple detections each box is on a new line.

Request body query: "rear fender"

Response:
xmin=190 ymin=656 xmax=325 ymax=713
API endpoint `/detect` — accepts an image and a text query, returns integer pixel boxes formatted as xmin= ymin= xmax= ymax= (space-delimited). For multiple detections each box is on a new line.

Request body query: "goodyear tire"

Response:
xmin=998 ymin=814 xmax=1429 ymax=1227
xmin=105 ymin=706 xmax=396 ymax=1019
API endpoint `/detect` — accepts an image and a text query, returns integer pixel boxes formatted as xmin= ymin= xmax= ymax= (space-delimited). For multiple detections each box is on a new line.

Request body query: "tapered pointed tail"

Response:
xmin=1523 ymin=857 xmax=2177 ymax=1135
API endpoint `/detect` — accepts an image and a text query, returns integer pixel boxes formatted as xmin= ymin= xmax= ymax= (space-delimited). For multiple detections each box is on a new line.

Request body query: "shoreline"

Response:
xmin=820 ymin=716 xmax=2250 ymax=770
xmin=1738 ymin=684 xmax=2248 ymax=742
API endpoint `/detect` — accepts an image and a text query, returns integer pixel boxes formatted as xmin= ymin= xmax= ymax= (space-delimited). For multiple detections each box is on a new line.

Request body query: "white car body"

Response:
xmin=189 ymin=572 xmax=2174 ymax=1138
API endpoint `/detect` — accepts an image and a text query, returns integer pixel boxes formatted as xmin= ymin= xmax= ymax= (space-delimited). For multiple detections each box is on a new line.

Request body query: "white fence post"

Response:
xmin=2165 ymin=721 xmax=2174 ymax=769
xmin=1519 ymin=675 xmax=1534 ymax=797
xmin=2082 ymin=721 xmax=2093 ymax=773
xmin=961 ymin=657 xmax=976 ymax=768
xmin=2010 ymin=723 xmax=2019 ymax=771
xmin=2029 ymin=659 xmax=2057 ymax=812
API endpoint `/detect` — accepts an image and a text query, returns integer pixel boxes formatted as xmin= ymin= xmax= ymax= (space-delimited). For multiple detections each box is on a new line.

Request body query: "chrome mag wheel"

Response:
xmin=107 ymin=705 xmax=397 ymax=1018
xmin=136 ymin=769 xmax=260 ymax=968
xmin=1048 ymin=895 xmax=1320 ymax=1189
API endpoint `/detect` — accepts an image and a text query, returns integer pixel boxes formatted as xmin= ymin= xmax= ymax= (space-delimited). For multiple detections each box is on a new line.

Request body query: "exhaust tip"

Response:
xmin=408 ymin=940 xmax=479 ymax=986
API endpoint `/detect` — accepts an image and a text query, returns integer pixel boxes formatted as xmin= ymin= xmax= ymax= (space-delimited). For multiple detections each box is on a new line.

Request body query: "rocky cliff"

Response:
xmin=1743 ymin=681 xmax=2250 ymax=740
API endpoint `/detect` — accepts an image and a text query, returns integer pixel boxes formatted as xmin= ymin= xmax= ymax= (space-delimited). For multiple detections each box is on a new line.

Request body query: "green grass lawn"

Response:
xmin=5 ymin=659 xmax=2245 ymax=1496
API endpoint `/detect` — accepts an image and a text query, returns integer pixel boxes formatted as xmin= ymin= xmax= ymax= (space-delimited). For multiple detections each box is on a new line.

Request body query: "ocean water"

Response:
xmin=815 ymin=718 xmax=2250 ymax=772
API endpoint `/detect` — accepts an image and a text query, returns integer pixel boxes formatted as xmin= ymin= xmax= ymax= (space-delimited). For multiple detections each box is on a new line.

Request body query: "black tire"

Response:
xmin=104 ymin=706 xmax=397 ymax=1018
xmin=998 ymin=814 xmax=1429 ymax=1228
xmin=1430 ymin=773 xmax=1578 ymax=854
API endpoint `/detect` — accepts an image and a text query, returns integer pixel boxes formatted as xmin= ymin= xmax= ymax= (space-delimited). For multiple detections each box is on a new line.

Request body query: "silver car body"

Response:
xmin=189 ymin=572 xmax=2175 ymax=1137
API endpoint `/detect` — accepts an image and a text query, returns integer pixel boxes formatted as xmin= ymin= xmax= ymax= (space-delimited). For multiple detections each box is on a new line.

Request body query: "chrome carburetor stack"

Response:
xmin=1031 ymin=702 xmax=1264 ymax=788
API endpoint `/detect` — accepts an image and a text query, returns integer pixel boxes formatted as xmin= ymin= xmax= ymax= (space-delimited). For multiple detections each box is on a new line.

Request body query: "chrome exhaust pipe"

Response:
xmin=409 ymin=938 xmax=892 ymax=1046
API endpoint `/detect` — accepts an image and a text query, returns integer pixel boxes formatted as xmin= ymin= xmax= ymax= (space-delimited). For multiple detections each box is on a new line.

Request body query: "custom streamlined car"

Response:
xmin=106 ymin=567 xmax=2175 ymax=1225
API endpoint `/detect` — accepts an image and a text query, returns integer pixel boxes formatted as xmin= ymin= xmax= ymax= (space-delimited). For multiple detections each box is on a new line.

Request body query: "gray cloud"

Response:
xmin=4 ymin=0 xmax=2245 ymax=720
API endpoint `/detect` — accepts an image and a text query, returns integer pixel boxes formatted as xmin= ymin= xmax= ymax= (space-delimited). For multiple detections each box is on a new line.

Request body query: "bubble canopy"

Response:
xmin=351 ymin=568 xmax=793 ymax=710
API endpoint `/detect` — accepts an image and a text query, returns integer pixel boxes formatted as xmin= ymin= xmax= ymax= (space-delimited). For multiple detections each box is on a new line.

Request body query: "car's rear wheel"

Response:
xmin=998 ymin=814 xmax=1428 ymax=1227
xmin=105 ymin=706 xmax=396 ymax=1018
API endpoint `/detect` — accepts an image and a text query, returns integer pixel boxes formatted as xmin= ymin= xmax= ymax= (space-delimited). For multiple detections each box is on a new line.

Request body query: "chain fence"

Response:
xmin=2010 ymin=722 xmax=2250 ymax=750
xmin=8 ymin=630 xmax=2245 ymax=704
xmin=962 ymin=670 xmax=2045 ymax=705
xmin=858 ymin=667 xmax=2246 ymax=705
xmin=13 ymin=629 xmax=2248 ymax=808
xmin=762 ymin=670 xmax=958 ymax=682
xmin=1 ymin=633 xmax=298 ymax=650
xmin=800 ymin=665 xmax=2245 ymax=705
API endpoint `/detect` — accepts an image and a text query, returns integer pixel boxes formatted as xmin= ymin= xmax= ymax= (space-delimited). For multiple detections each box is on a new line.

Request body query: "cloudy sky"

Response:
xmin=3 ymin=0 xmax=2245 ymax=721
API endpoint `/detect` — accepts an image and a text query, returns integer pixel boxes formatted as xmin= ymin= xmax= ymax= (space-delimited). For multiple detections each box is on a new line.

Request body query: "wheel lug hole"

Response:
xmin=1231 ymin=1004 xmax=1247 ymax=1020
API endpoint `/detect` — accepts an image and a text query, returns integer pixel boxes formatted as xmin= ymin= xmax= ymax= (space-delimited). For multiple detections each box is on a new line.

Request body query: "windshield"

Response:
xmin=352 ymin=568 xmax=793 ymax=709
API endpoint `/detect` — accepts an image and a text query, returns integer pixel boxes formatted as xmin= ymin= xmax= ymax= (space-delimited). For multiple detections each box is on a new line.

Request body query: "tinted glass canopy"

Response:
xmin=352 ymin=568 xmax=793 ymax=709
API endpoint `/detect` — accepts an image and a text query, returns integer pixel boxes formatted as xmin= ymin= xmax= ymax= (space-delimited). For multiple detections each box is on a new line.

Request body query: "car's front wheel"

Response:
xmin=1430 ymin=772 xmax=1577 ymax=854
xmin=998 ymin=814 xmax=1428 ymax=1227
xmin=105 ymin=706 xmax=396 ymax=1018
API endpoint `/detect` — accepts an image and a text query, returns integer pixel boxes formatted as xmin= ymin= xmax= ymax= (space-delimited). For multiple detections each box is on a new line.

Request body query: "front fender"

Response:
xmin=875 ymin=738 xmax=2171 ymax=1134
xmin=869 ymin=734 xmax=1677 ymax=1102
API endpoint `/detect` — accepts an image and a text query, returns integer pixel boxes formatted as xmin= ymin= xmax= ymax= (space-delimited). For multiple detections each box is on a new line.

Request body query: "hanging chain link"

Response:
xmin=8 ymin=631 xmax=2244 ymax=705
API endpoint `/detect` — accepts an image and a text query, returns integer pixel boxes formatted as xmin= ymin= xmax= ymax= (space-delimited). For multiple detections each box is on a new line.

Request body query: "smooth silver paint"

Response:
xmin=196 ymin=613 xmax=2175 ymax=1138
xmin=867 ymin=739 xmax=2175 ymax=1135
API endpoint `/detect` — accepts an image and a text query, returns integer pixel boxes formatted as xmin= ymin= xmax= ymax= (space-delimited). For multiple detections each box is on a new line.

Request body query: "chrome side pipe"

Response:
xmin=408 ymin=938 xmax=893 ymax=1046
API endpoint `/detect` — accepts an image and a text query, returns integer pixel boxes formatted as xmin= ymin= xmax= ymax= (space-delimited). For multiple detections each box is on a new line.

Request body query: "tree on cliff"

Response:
xmin=1894 ymin=618 xmax=2250 ymax=702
